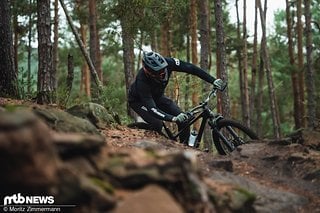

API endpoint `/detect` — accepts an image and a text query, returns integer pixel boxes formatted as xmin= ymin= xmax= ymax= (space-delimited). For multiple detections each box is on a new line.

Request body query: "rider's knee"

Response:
xmin=150 ymin=121 xmax=163 ymax=133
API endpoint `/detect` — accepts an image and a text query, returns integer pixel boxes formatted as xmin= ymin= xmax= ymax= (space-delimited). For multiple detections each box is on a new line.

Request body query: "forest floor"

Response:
xmin=103 ymin=126 xmax=320 ymax=212
xmin=1 ymin=97 xmax=319 ymax=212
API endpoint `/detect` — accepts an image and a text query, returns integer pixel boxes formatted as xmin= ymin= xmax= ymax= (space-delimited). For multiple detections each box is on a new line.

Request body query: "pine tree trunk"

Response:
xmin=0 ymin=0 xmax=19 ymax=98
xmin=214 ymin=0 xmax=231 ymax=118
xmin=304 ymin=0 xmax=316 ymax=129
xmin=250 ymin=0 xmax=258 ymax=131
xmin=258 ymin=0 xmax=281 ymax=138
xmin=198 ymin=0 xmax=212 ymax=149
xmin=256 ymin=0 xmax=267 ymax=137
xmin=53 ymin=0 xmax=59 ymax=93
xmin=190 ymin=0 xmax=200 ymax=130
xmin=184 ymin=33 xmax=191 ymax=110
xmin=80 ymin=24 xmax=91 ymax=97
xmin=65 ymin=54 xmax=74 ymax=104
xmin=120 ymin=19 xmax=135 ymax=117
xmin=27 ymin=0 xmax=33 ymax=96
xmin=256 ymin=54 xmax=264 ymax=137
xmin=89 ymin=0 xmax=103 ymax=82
xmin=235 ymin=0 xmax=244 ymax=120
xmin=37 ymin=0 xmax=55 ymax=104
xmin=297 ymin=0 xmax=305 ymax=127
xmin=150 ymin=30 xmax=158 ymax=52
xmin=242 ymin=0 xmax=250 ymax=128
xmin=286 ymin=0 xmax=301 ymax=129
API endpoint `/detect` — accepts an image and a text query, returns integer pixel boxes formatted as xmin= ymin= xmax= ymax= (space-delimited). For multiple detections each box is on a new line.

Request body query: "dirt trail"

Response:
xmin=104 ymin=127 xmax=320 ymax=212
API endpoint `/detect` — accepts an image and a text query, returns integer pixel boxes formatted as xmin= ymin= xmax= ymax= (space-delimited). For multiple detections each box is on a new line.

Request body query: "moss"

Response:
xmin=90 ymin=177 xmax=114 ymax=194
xmin=229 ymin=188 xmax=256 ymax=210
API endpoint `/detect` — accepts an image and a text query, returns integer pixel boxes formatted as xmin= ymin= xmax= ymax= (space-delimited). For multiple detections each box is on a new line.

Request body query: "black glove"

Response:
xmin=213 ymin=79 xmax=227 ymax=91
xmin=172 ymin=113 xmax=188 ymax=123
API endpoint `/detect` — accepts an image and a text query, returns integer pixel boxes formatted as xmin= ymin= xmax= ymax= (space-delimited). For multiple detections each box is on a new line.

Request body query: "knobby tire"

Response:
xmin=212 ymin=119 xmax=258 ymax=155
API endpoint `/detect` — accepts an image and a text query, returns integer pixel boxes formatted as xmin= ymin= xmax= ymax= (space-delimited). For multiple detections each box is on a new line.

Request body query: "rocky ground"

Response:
xmin=104 ymin=126 xmax=320 ymax=213
xmin=0 ymin=98 xmax=319 ymax=213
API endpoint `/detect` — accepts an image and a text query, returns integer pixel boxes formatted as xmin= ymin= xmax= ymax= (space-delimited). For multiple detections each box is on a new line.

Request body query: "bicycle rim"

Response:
xmin=211 ymin=119 xmax=258 ymax=155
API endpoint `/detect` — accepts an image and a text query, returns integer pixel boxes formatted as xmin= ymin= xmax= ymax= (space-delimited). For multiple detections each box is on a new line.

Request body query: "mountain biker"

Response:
xmin=128 ymin=51 xmax=226 ymax=144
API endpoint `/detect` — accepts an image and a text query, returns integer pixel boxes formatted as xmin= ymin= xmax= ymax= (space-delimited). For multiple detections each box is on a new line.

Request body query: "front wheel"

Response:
xmin=211 ymin=119 xmax=258 ymax=155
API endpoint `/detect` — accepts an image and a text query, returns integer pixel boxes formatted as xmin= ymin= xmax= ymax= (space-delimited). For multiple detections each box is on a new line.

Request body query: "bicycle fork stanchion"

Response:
xmin=212 ymin=128 xmax=235 ymax=152
xmin=226 ymin=126 xmax=245 ymax=146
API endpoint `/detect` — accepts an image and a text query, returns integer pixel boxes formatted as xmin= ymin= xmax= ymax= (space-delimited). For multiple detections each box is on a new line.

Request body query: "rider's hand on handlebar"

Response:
xmin=172 ymin=112 xmax=189 ymax=123
xmin=213 ymin=79 xmax=227 ymax=91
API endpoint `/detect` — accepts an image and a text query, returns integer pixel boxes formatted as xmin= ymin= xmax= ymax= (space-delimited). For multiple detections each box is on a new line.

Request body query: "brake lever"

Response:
xmin=186 ymin=112 xmax=195 ymax=121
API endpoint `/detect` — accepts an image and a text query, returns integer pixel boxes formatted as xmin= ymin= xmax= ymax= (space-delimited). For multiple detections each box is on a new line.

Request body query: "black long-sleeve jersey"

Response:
xmin=128 ymin=57 xmax=216 ymax=121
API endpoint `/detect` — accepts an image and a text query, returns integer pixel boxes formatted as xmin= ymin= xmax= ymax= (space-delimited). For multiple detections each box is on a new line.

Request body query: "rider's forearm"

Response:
xmin=149 ymin=107 xmax=174 ymax=121
xmin=140 ymin=97 xmax=174 ymax=121
xmin=175 ymin=60 xmax=215 ymax=83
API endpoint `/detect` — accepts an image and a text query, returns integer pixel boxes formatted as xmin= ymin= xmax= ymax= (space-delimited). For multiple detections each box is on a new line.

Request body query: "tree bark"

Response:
xmin=120 ymin=19 xmax=135 ymax=117
xmin=257 ymin=0 xmax=281 ymax=138
xmin=89 ymin=0 xmax=103 ymax=82
xmin=198 ymin=0 xmax=212 ymax=149
xmin=286 ymin=0 xmax=301 ymax=129
xmin=190 ymin=0 xmax=200 ymax=130
xmin=214 ymin=0 xmax=231 ymax=118
xmin=53 ymin=0 xmax=59 ymax=93
xmin=80 ymin=24 xmax=91 ymax=97
xmin=242 ymin=0 xmax=250 ymax=128
xmin=37 ymin=0 xmax=55 ymax=104
xmin=235 ymin=0 xmax=244 ymax=120
xmin=65 ymin=54 xmax=74 ymax=105
xmin=27 ymin=0 xmax=33 ymax=96
xmin=304 ymin=0 xmax=316 ymax=129
xmin=0 ymin=0 xmax=19 ymax=98
xmin=297 ymin=0 xmax=305 ymax=127
xmin=250 ymin=0 xmax=258 ymax=131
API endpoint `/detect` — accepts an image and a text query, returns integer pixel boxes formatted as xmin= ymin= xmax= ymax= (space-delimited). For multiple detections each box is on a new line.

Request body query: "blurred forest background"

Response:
xmin=0 ymin=0 xmax=319 ymax=139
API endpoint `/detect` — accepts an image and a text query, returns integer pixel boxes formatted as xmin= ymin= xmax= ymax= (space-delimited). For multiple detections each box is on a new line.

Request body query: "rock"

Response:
xmin=52 ymin=133 xmax=105 ymax=158
xmin=303 ymin=169 xmax=320 ymax=182
xmin=64 ymin=157 xmax=96 ymax=176
xmin=33 ymin=106 xmax=100 ymax=135
xmin=209 ymin=171 xmax=307 ymax=212
xmin=113 ymin=185 xmax=184 ymax=213
xmin=208 ymin=159 xmax=233 ymax=172
xmin=97 ymin=148 xmax=215 ymax=212
xmin=287 ymin=129 xmax=320 ymax=150
xmin=52 ymin=167 xmax=115 ymax=212
xmin=132 ymin=140 xmax=165 ymax=150
xmin=79 ymin=176 xmax=116 ymax=211
xmin=0 ymin=110 xmax=60 ymax=194
xmin=301 ymin=130 xmax=320 ymax=150
xmin=67 ymin=102 xmax=115 ymax=129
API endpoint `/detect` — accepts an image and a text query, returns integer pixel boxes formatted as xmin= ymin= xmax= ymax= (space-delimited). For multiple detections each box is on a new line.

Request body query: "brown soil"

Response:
xmin=103 ymin=126 xmax=320 ymax=213
xmin=1 ymin=97 xmax=319 ymax=212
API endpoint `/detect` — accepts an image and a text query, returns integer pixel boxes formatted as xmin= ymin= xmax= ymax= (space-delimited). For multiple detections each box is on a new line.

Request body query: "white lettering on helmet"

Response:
xmin=173 ymin=58 xmax=180 ymax=66
xmin=151 ymin=108 xmax=165 ymax=118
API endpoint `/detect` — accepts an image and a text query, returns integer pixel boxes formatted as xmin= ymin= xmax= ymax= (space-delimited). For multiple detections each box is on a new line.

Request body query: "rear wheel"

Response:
xmin=211 ymin=119 xmax=258 ymax=155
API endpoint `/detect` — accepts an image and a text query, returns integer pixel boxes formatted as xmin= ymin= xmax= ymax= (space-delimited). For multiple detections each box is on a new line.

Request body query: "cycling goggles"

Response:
xmin=144 ymin=67 xmax=168 ymax=81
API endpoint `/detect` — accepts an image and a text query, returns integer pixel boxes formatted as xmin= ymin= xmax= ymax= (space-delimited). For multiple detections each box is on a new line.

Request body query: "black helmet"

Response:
xmin=142 ymin=51 xmax=168 ymax=83
xmin=142 ymin=51 xmax=168 ymax=72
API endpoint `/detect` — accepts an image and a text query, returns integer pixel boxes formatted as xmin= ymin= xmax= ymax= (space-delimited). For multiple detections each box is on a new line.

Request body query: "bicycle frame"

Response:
xmin=162 ymin=87 xmax=221 ymax=147
xmin=163 ymin=108 xmax=210 ymax=144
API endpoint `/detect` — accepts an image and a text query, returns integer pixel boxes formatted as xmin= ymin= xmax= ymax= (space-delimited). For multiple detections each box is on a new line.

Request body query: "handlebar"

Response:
xmin=186 ymin=84 xmax=225 ymax=117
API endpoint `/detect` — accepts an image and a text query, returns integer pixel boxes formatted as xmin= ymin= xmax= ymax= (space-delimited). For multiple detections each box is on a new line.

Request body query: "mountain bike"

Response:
xmin=128 ymin=85 xmax=258 ymax=155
